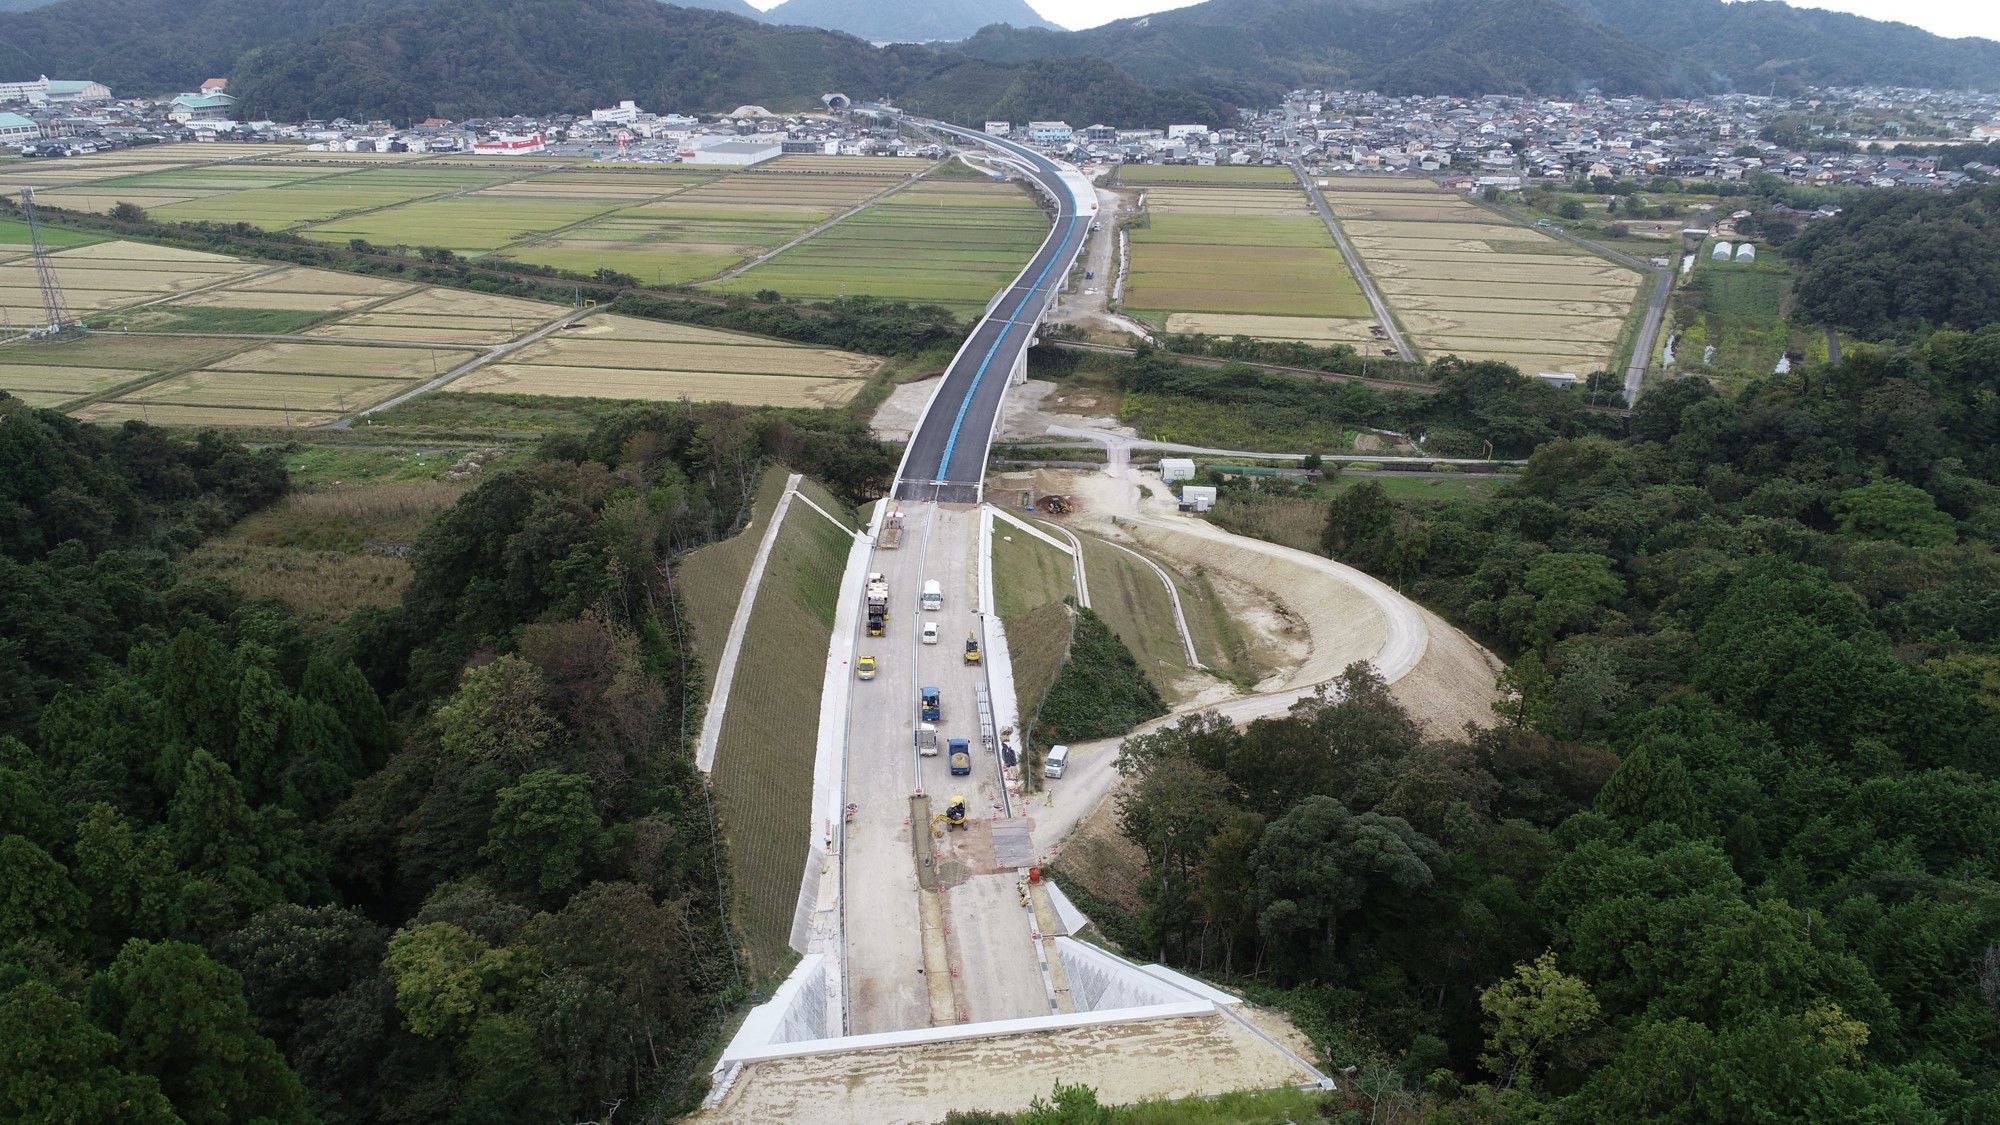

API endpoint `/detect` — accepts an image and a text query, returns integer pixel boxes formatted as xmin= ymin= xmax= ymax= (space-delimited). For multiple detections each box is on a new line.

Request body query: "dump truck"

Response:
xmin=964 ymin=633 xmax=982 ymax=665
xmin=921 ymin=579 xmax=943 ymax=611
xmin=916 ymin=722 xmax=939 ymax=756
xmin=920 ymin=686 xmax=941 ymax=723
xmin=865 ymin=572 xmax=889 ymax=637
xmin=948 ymin=738 xmax=972 ymax=776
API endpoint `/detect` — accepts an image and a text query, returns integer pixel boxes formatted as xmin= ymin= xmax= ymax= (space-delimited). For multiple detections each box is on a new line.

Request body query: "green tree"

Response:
xmin=0 ymin=834 xmax=87 ymax=944
xmin=1249 ymin=795 xmax=1446 ymax=978
xmin=382 ymin=921 xmax=538 ymax=1040
xmin=481 ymin=770 xmax=600 ymax=900
xmin=1480 ymin=950 xmax=1600 ymax=1089
xmin=1521 ymin=552 xmax=1624 ymax=649
xmin=0 ymin=980 xmax=178 ymax=1125
xmin=433 ymin=655 xmax=559 ymax=769
xmin=1835 ymin=479 xmax=1956 ymax=547
xmin=1322 ymin=479 xmax=1396 ymax=570
xmin=87 ymin=939 xmax=311 ymax=1125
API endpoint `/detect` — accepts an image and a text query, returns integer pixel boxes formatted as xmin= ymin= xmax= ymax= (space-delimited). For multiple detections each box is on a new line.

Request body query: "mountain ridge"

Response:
xmin=761 ymin=0 xmax=1062 ymax=42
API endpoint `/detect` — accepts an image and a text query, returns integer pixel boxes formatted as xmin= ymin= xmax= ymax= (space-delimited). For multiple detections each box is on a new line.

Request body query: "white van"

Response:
xmin=1043 ymin=744 xmax=1070 ymax=779
xmin=922 ymin=579 xmax=943 ymax=611
xmin=922 ymin=620 xmax=939 ymax=644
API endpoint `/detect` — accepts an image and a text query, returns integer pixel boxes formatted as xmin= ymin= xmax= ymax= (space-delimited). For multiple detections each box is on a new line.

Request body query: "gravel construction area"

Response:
xmin=875 ymin=377 xmax=1125 ymax=446
xmin=700 ymin=1012 xmax=1321 ymax=1124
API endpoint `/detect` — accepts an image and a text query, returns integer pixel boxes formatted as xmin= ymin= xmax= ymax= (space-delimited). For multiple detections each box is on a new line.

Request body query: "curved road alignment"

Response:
xmin=893 ymin=123 xmax=1095 ymax=503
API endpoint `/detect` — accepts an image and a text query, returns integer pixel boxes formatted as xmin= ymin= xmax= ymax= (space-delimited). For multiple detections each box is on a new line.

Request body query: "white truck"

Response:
xmin=921 ymin=579 xmax=943 ymax=611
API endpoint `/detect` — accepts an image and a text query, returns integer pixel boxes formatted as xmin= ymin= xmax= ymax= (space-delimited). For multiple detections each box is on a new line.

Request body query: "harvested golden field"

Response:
xmin=230 ymin=268 xmax=417 ymax=296
xmin=208 ymin=342 xmax=477 ymax=377
xmin=1392 ymin=294 xmax=1631 ymax=317
xmin=1377 ymin=277 xmax=1636 ymax=303
xmin=559 ymin=312 xmax=802 ymax=346
xmin=1164 ymin=312 xmax=1380 ymax=343
xmin=1318 ymin=175 xmax=1444 ymax=192
xmin=170 ymin=288 xmax=382 ymax=312
xmin=450 ymin=364 xmax=862 ymax=406
xmin=1332 ymin=207 xmax=1641 ymax=372
xmin=1399 ymin=309 xmax=1624 ymax=341
xmin=478 ymin=171 xmax=705 ymax=199
xmin=302 ymin=322 xmax=514 ymax=345
xmin=769 ymin=155 xmax=918 ymax=174
xmin=371 ymin=287 xmax=566 ymax=322
xmin=1370 ymin=258 xmax=1636 ymax=284
xmin=507 ymin=336 xmax=877 ymax=377
xmin=0 ymin=242 xmax=265 ymax=321
xmin=1145 ymin=187 xmax=1311 ymax=216
xmin=74 ymin=401 xmax=342 ymax=427
xmin=112 ymin=369 xmax=409 ymax=412
xmin=0 ymin=365 xmax=152 ymax=404
xmin=670 ymin=174 xmax=889 ymax=209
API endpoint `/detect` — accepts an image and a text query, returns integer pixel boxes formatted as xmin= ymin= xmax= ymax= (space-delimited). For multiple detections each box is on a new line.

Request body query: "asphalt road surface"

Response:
xmin=894 ymin=124 xmax=1093 ymax=504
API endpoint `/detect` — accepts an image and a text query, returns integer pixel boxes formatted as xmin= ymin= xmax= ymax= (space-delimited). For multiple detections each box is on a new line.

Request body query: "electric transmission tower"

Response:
xmin=19 ymin=188 xmax=78 ymax=338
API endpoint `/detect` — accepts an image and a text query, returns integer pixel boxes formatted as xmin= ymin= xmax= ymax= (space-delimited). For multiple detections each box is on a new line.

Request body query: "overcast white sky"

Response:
xmin=745 ymin=0 xmax=1998 ymax=40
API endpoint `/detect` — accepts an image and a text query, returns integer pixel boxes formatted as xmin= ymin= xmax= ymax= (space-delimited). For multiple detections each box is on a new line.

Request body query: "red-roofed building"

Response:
xmin=200 ymin=78 xmax=226 ymax=95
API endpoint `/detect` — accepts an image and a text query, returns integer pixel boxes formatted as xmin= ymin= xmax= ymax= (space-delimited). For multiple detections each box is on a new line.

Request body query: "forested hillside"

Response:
xmin=1098 ymin=324 xmax=2000 ymax=1117
xmin=0 ymin=391 xmax=896 ymax=1121
xmin=761 ymin=0 xmax=1060 ymax=41
xmin=1782 ymin=183 xmax=2000 ymax=341
xmin=960 ymin=0 xmax=2000 ymax=105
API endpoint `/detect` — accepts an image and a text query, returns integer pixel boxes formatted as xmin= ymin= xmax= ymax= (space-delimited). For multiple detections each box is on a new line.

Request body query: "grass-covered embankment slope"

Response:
xmin=705 ymin=474 xmax=856 ymax=979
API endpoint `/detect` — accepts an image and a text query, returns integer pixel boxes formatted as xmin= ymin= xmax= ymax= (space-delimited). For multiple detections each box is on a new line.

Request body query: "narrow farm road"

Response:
xmin=1292 ymin=161 xmax=1415 ymax=363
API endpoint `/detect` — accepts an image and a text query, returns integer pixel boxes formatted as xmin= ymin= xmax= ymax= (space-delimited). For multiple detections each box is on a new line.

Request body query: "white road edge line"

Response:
xmin=696 ymin=473 xmax=803 ymax=773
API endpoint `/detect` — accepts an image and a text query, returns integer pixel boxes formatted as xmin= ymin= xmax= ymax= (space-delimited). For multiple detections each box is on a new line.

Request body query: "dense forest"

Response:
xmin=1783 ymin=184 xmax=2000 ymax=341
xmin=0 ymin=393 xmax=894 ymax=1122
xmin=1092 ymin=322 xmax=2000 ymax=1118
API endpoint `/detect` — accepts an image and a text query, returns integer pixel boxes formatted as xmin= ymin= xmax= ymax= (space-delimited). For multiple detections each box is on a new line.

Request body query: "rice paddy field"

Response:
xmin=1125 ymin=182 xmax=1371 ymax=324
xmin=1328 ymin=178 xmax=1642 ymax=374
xmin=1115 ymin=164 xmax=1298 ymax=185
xmin=0 ymin=240 xmax=266 ymax=324
xmin=446 ymin=312 xmax=878 ymax=407
xmin=706 ymin=178 xmax=1049 ymax=314
xmin=13 ymin=143 xmax=941 ymax=287
xmin=502 ymin=170 xmax=905 ymax=285
xmin=0 ymin=236 xmax=575 ymax=424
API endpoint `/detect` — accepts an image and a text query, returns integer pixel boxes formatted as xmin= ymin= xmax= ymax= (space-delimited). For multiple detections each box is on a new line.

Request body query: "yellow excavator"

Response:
xmin=929 ymin=795 xmax=968 ymax=834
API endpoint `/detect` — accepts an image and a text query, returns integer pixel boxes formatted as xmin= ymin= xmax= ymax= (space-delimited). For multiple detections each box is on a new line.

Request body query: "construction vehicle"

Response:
xmin=964 ymin=633 xmax=982 ymax=665
xmin=921 ymin=686 xmax=941 ymax=723
xmin=921 ymin=579 xmax=943 ymax=611
xmin=929 ymin=794 xmax=969 ymax=834
xmin=916 ymin=722 xmax=939 ymax=756
xmin=879 ymin=509 xmax=903 ymax=549
xmin=865 ymin=572 xmax=889 ymax=637
xmin=1040 ymin=495 xmax=1073 ymax=514
xmin=948 ymin=739 xmax=972 ymax=776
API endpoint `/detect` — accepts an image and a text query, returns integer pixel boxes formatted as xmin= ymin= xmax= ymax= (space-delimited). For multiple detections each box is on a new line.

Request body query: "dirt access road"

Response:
xmin=1009 ymin=460 xmax=1502 ymax=858
xmin=843 ymin=503 xmax=1049 ymax=1034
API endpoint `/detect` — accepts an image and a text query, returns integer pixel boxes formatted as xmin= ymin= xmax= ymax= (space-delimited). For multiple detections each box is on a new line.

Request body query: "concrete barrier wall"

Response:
xmin=1056 ymin=938 xmax=1199 ymax=1012
xmin=723 ymin=952 xmax=833 ymax=1063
